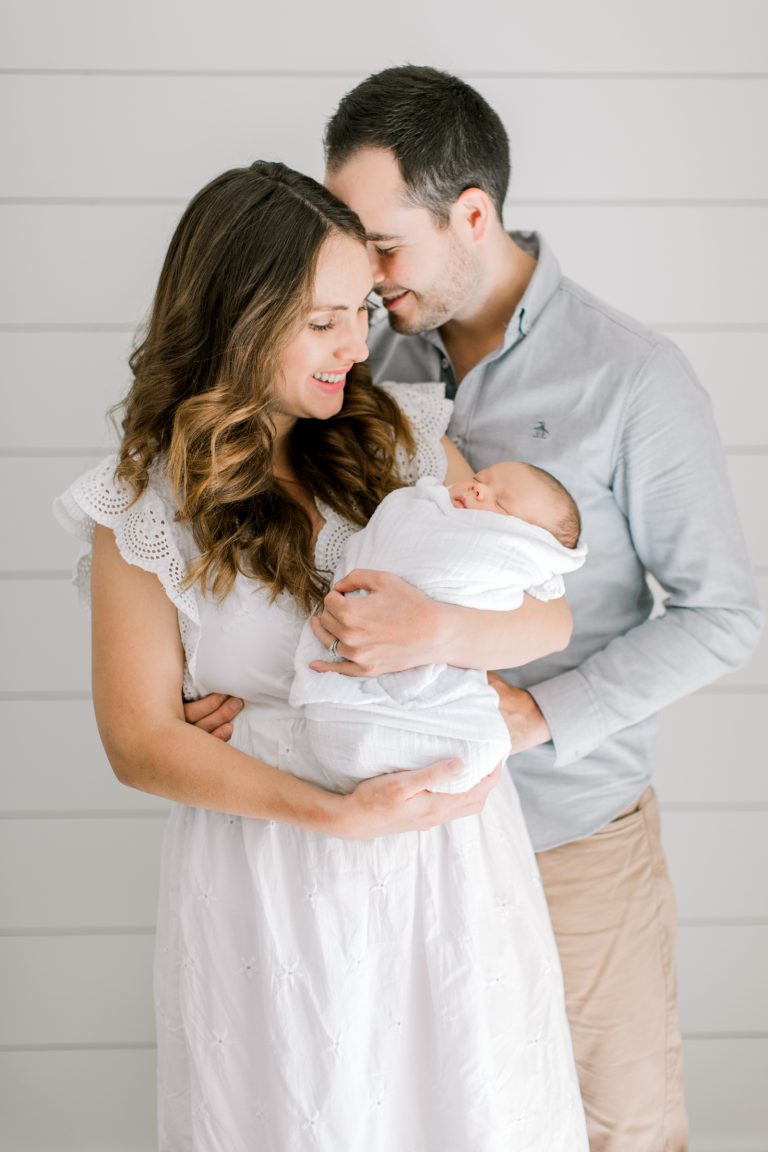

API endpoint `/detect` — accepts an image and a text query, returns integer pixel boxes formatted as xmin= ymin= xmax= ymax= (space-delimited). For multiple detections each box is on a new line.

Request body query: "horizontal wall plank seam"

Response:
xmin=0 ymin=572 xmax=79 ymax=581
xmin=2 ymin=68 xmax=768 ymax=80
xmin=5 ymin=565 xmax=765 ymax=582
xmin=701 ymin=684 xmax=768 ymax=695
xmin=5 ymin=196 xmax=768 ymax=209
xmin=4 ymin=803 xmax=767 ymax=819
xmin=4 ymin=921 xmax=761 ymax=936
xmin=679 ymin=917 xmax=768 ymax=927
xmin=0 ymin=691 xmax=92 ymax=701
xmin=5 ymin=322 xmax=767 ymax=334
xmin=683 ymin=1031 xmax=768 ymax=1040
xmin=0 ymin=448 xmax=110 ymax=456
xmin=657 ymin=802 xmax=768 ymax=812
xmin=0 ymin=323 xmax=136 ymax=333
xmin=3 ymin=1032 xmax=764 ymax=1055
xmin=0 ymin=809 xmax=171 ymax=820
xmin=2 ymin=919 xmax=766 ymax=937
xmin=0 ymin=926 xmax=155 ymax=937
xmin=0 ymin=1041 xmax=156 ymax=1053
xmin=4 ymin=685 xmax=767 ymax=702
xmin=3 ymin=446 xmax=766 ymax=458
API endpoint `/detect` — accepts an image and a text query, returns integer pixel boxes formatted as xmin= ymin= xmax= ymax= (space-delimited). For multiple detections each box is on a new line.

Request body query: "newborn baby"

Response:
xmin=290 ymin=461 xmax=587 ymax=793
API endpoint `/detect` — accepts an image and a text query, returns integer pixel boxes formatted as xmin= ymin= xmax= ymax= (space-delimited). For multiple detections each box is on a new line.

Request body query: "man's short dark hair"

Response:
xmin=324 ymin=65 xmax=511 ymax=226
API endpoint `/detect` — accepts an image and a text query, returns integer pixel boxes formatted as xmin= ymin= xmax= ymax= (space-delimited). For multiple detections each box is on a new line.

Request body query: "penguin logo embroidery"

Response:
xmin=533 ymin=421 xmax=550 ymax=439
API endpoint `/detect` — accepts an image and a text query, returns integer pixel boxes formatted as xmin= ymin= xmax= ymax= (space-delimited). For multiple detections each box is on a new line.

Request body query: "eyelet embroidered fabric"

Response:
xmin=53 ymin=455 xmax=201 ymax=697
xmin=314 ymin=382 xmax=451 ymax=575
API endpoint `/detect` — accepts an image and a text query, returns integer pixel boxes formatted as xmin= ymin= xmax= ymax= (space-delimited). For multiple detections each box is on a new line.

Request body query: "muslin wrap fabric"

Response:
xmin=291 ymin=475 xmax=587 ymax=793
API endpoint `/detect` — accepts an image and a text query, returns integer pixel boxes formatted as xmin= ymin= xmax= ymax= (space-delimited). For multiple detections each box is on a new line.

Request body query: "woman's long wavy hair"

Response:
xmin=115 ymin=162 xmax=414 ymax=612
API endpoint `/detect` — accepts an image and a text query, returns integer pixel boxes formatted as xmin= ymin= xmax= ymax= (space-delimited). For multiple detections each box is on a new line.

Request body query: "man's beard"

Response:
xmin=387 ymin=235 xmax=481 ymax=335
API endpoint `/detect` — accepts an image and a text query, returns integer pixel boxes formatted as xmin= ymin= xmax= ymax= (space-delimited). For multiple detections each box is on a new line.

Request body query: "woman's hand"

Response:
xmin=310 ymin=569 xmax=443 ymax=676
xmin=311 ymin=569 xmax=573 ymax=678
xmin=331 ymin=759 xmax=502 ymax=840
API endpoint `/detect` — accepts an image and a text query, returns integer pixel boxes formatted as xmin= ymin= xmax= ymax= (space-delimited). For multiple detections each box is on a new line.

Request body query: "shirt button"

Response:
xmin=440 ymin=357 xmax=449 ymax=368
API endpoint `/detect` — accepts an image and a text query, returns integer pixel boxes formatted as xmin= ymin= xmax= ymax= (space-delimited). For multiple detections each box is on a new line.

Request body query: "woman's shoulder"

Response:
xmin=54 ymin=454 xmax=188 ymax=552
xmin=53 ymin=454 xmax=198 ymax=620
xmin=376 ymin=381 xmax=452 ymax=437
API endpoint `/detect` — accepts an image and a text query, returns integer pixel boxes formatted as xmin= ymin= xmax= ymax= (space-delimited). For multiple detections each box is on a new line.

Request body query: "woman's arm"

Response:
xmin=311 ymin=574 xmax=572 ymax=675
xmin=92 ymin=525 xmax=494 ymax=836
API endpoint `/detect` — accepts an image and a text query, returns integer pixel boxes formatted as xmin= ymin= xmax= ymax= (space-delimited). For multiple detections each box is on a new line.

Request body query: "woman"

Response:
xmin=55 ymin=162 xmax=587 ymax=1151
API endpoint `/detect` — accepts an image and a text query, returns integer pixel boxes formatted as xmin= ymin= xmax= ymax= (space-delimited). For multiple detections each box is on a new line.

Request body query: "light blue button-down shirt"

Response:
xmin=367 ymin=233 xmax=763 ymax=850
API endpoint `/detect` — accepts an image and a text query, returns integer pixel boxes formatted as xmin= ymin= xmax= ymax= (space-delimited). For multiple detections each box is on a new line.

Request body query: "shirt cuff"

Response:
xmin=527 ymin=668 xmax=605 ymax=767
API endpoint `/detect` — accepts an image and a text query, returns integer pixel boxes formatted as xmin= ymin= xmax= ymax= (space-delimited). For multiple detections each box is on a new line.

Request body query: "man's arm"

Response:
xmin=523 ymin=343 xmax=763 ymax=766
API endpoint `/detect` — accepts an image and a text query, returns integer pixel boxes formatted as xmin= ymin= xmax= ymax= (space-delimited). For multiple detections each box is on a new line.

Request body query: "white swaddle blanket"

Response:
xmin=291 ymin=476 xmax=587 ymax=793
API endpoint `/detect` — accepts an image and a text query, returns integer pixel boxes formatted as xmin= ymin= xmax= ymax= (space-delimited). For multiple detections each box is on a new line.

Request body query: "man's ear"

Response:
xmin=452 ymin=187 xmax=493 ymax=244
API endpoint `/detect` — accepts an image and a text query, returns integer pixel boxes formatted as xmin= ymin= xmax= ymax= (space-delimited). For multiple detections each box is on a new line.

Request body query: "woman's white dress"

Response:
xmin=55 ymin=384 xmax=587 ymax=1152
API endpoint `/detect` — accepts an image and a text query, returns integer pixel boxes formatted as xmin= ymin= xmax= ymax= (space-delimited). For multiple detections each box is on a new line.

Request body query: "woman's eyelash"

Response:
xmin=310 ymin=297 xmax=377 ymax=330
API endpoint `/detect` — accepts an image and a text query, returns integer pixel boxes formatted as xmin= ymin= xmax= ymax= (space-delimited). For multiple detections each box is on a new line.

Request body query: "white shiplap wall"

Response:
xmin=1 ymin=2 xmax=766 ymax=1149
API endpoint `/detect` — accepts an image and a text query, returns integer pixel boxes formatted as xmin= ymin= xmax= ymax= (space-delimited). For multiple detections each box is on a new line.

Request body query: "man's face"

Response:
xmin=325 ymin=147 xmax=480 ymax=334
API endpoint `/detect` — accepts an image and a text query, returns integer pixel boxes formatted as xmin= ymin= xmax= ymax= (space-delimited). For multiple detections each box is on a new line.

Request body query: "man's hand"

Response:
xmin=310 ymin=569 xmax=445 ymax=677
xmin=487 ymin=672 xmax=551 ymax=754
xmin=183 ymin=693 xmax=244 ymax=741
xmin=335 ymin=759 xmax=502 ymax=840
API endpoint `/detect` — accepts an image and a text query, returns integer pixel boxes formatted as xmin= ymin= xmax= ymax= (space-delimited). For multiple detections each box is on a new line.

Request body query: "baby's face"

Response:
xmin=448 ymin=462 xmax=551 ymax=525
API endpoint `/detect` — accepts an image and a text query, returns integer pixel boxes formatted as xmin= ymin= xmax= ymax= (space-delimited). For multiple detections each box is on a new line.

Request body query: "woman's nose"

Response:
xmin=338 ymin=326 xmax=369 ymax=364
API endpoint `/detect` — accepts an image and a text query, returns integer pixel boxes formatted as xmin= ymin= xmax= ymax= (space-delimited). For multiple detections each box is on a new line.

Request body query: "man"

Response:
xmin=190 ymin=67 xmax=761 ymax=1149
xmin=322 ymin=66 xmax=766 ymax=1150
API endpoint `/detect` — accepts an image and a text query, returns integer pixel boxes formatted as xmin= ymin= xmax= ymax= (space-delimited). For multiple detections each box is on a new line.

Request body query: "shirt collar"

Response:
xmin=508 ymin=231 xmax=561 ymax=343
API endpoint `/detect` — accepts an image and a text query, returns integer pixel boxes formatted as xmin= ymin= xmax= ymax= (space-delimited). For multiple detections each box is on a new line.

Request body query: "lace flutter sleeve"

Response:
xmin=53 ymin=455 xmax=201 ymax=689
xmin=377 ymin=381 xmax=453 ymax=484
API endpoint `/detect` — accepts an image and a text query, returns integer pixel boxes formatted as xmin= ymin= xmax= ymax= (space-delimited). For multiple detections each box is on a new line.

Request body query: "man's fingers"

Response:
xmin=210 ymin=722 xmax=234 ymax=743
xmin=183 ymin=693 xmax=228 ymax=723
xmin=183 ymin=693 xmax=243 ymax=733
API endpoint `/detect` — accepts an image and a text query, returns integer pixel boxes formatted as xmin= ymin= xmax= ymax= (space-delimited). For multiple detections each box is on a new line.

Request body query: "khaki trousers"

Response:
xmin=536 ymin=788 xmax=688 ymax=1151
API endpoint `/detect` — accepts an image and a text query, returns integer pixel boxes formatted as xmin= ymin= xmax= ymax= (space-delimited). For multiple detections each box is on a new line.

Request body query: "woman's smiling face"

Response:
xmin=271 ymin=233 xmax=373 ymax=435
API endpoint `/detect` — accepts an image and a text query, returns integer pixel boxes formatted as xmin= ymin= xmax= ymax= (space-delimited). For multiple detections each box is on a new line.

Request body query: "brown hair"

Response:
xmin=527 ymin=465 xmax=582 ymax=549
xmin=115 ymin=161 xmax=414 ymax=611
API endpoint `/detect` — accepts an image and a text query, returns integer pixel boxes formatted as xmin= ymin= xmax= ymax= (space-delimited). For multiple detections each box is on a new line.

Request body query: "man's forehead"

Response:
xmin=325 ymin=151 xmax=418 ymax=232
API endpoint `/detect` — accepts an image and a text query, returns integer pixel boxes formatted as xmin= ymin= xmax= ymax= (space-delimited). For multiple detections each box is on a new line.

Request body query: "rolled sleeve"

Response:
xmin=528 ymin=667 xmax=605 ymax=766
